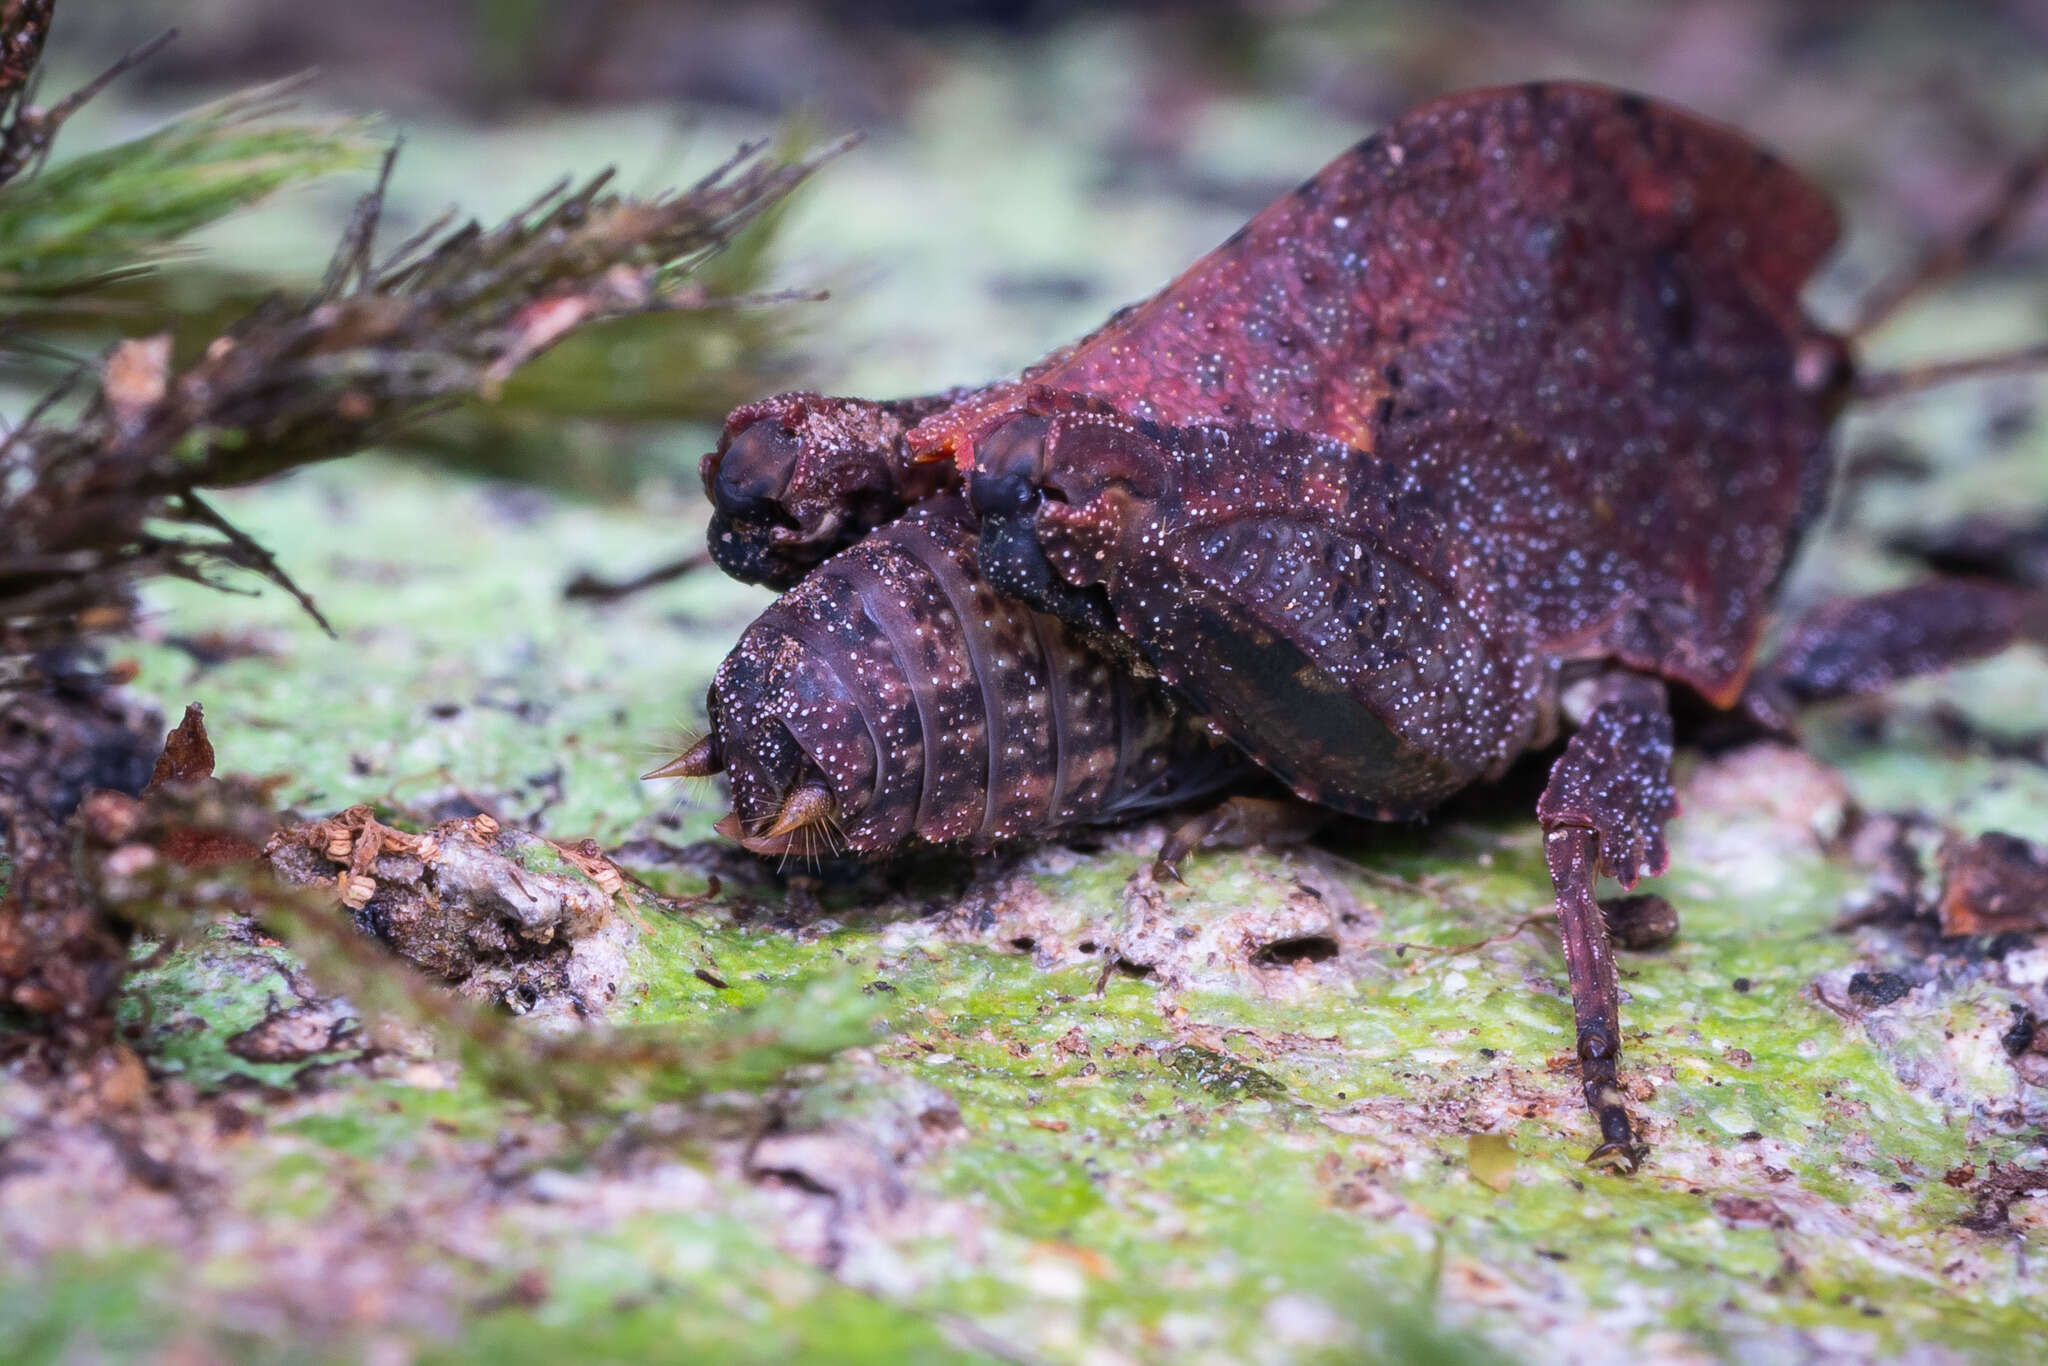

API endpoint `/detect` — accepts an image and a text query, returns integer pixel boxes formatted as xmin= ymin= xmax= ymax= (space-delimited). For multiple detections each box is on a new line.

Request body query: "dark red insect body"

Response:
xmin=705 ymin=390 xmax=969 ymax=589
xmin=969 ymin=406 xmax=1548 ymax=820
xmin=677 ymin=82 xmax=2048 ymax=1171
xmin=703 ymin=82 xmax=1839 ymax=593
xmin=692 ymin=495 xmax=1247 ymax=859
xmin=944 ymin=80 xmax=1849 ymax=737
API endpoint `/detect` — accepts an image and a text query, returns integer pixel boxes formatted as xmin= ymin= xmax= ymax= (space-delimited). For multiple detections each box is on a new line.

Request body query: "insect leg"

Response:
xmin=1849 ymin=139 xmax=2048 ymax=338
xmin=1742 ymin=578 xmax=2047 ymax=732
xmin=1536 ymin=673 xmax=1677 ymax=1175
xmin=565 ymin=548 xmax=711 ymax=603
xmin=1855 ymin=342 xmax=2048 ymax=403
xmin=1847 ymin=137 xmax=2048 ymax=401
xmin=1889 ymin=512 xmax=2048 ymax=587
xmin=1149 ymin=793 xmax=1327 ymax=882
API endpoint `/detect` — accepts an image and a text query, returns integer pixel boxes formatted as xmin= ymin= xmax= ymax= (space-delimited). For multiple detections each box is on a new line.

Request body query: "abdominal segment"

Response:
xmin=709 ymin=495 xmax=1246 ymax=855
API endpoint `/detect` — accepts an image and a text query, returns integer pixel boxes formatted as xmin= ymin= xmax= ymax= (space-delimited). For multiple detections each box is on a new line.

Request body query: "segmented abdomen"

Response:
xmin=710 ymin=495 xmax=1244 ymax=854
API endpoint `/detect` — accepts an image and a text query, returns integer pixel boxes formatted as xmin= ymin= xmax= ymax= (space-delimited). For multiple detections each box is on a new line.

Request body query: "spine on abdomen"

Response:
xmin=752 ymin=495 xmax=1243 ymax=852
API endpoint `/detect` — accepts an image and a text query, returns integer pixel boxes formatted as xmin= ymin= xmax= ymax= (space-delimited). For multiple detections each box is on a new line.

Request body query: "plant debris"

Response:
xmin=1957 ymin=1160 xmax=2048 ymax=1233
xmin=56 ymin=704 xmax=881 ymax=1122
xmin=1599 ymin=893 xmax=1680 ymax=951
xmin=265 ymin=807 xmax=631 ymax=1026
xmin=142 ymin=702 xmax=215 ymax=794
xmin=0 ymin=0 xmax=837 ymax=1068
xmin=0 ymin=680 xmax=169 ymax=1052
xmin=1846 ymin=970 xmax=1912 ymax=1008
xmin=0 ymin=10 xmax=171 ymax=192
xmin=1938 ymin=832 xmax=2048 ymax=936
xmin=0 ymin=132 xmax=839 ymax=673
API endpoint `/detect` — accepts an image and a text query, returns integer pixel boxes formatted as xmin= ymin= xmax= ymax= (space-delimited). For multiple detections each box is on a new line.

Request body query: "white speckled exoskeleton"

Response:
xmin=661 ymin=83 xmax=2048 ymax=1171
xmin=668 ymin=495 xmax=1250 ymax=858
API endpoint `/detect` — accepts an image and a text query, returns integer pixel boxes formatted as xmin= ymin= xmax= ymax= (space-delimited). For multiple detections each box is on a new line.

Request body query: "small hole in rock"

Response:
xmin=1076 ymin=940 xmax=1099 ymax=954
xmin=1010 ymin=936 xmax=1038 ymax=953
xmin=1253 ymin=935 xmax=1339 ymax=967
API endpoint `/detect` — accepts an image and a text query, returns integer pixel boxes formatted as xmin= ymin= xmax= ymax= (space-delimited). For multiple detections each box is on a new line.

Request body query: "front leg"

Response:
xmin=1535 ymin=673 xmax=1677 ymax=1174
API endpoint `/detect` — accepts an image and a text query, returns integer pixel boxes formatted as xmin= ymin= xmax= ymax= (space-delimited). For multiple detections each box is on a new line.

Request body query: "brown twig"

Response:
xmin=0 ymin=134 xmax=850 ymax=666
xmin=0 ymin=23 xmax=177 ymax=188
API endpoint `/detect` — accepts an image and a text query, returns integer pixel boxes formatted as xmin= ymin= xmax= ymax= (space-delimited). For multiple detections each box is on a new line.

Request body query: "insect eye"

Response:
xmin=712 ymin=419 xmax=804 ymax=521
xmin=969 ymin=414 xmax=1053 ymax=519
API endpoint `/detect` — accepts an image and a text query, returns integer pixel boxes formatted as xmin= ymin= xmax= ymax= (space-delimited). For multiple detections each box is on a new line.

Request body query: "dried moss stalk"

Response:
xmin=0 ymin=135 xmax=843 ymax=674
